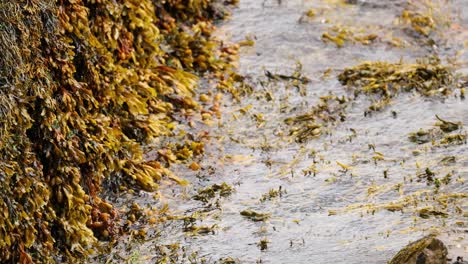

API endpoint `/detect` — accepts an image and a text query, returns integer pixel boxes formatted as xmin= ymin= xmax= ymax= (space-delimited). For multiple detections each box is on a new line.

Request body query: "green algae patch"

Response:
xmin=0 ymin=0 xmax=237 ymax=262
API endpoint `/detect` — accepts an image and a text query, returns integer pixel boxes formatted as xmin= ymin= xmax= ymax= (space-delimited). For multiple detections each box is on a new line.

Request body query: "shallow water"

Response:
xmin=99 ymin=1 xmax=467 ymax=263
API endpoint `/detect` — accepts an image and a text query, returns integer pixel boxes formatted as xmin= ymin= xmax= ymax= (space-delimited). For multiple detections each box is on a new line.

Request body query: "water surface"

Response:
xmin=100 ymin=1 xmax=468 ymax=263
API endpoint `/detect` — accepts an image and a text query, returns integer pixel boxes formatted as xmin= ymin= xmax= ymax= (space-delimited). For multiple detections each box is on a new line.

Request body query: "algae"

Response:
xmin=260 ymin=186 xmax=285 ymax=202
xmin=389 ymin=236 xmax=448 ymax=264
xmin=407 ymin=115 xmax=466 ymax=146
xmin=435 ymin=115 xmax=462 ymax=133
xmin=322 ymin=26 xmax=378 ymax=48
xmin=193 ymin=182 xmax=234 ymax=203
xmin=0 ymin=0 xmax=237 ymax=262
xmin=240 ymin=210 xmax=271 ymax=222
xmin=338 ymin=58 xmax=453 ymax=98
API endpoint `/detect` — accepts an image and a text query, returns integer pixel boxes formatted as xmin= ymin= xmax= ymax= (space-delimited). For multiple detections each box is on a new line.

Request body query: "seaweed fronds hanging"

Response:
xmin=0 ymin=0 xmax=237 ymax=262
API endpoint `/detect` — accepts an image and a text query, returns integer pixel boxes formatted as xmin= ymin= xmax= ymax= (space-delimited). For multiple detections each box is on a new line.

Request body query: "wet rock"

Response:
xmin=453 ymin=257 xmax=468 ymax=264
xmin=389 ymin=236 xmax=448 ymax=264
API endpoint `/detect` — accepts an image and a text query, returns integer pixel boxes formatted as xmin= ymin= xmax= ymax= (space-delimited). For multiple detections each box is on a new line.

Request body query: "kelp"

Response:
xmin=0 ymin=0 xmax=237 ymax=262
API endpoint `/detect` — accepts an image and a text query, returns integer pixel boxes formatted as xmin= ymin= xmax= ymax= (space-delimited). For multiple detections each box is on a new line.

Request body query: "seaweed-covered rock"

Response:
xmin=0 ymin=0 xmax=237 ymax=262
xmin=389 ymin=236 xmax=448 ymax=264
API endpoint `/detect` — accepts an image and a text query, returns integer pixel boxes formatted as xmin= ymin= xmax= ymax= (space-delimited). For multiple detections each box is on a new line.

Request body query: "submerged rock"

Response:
xmin=453 ymin=257 xmax=468 ymax=264
xmin=389 ymin=236 xmax=448 ymax=264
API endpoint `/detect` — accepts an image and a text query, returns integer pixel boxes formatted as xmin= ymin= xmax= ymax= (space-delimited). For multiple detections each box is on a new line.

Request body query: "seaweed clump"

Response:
xmin=240 ymin=210 xmax=271 ymax=222
xmin=322 ymin=26 xmax=378 ymax=48
xmin=285 ymin=95 xmax=348 ymax=142
xmin=338 ymin=58 xmax=453 ymax=114
xmin=401 ymin=9 xmax=436 ymax=37
xmin=408 ymin=115 xmax=465 ymax=146
xmin=338 ymin=59 xmax=452 ymax=97
xmin=193 ymin=182 xmax=234 ymax=203
xmin=0 ymin=0 xmax=237 ymax=262
xmin=399 ymin=0 xmax=451 ymax=39
xmin=285 ymin=58 xmax=454 ymax=143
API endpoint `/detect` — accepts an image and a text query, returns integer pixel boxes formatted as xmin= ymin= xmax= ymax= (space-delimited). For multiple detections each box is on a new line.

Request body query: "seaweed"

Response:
xmin=322 ymin=26 xmax=378 ymax=48
xmin=264 ymin=62 xmax=310 ymax=86
xmin=435 ymin=115 xmax=462 ymax=133
xmin=0 ymin=0 xmax=237 ymax=262
xmin=285 ymin=95 xmax=348 ymax=142
xmin=240 ymin=210 xmax=271 ymax=222
xmin=408 ymin=116 xmax=465 ymax=146
xmin=193 ymin=182 xmax=234 ymax=203
xmin=338 ymin=58 xmax=453 ymax=113
xmin=183 ymin=224 xmax=218 ymax=236
xmin=257 ymin=238 xmax=270 ymax=251
xmin=439 ymin=133 xmax=467 ymax=145
xmin=338 ymin=58 xmax=452 ymax=97
xmin=389 ymin=236 xmax=448 ymax=264
xmin=408 ymin=128 xmax=438 ymax=144
xmin=260 ymin=186 xmax=285 ymax=202
xmin=283 ymin=58 xmax=452 ymax=143
xmin=401 ymin=9 xmax=436 ymax=37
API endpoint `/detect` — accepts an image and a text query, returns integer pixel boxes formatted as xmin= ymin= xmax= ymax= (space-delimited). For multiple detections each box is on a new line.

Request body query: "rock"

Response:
xmin=389 ymin=236 xmax=448 ymax=264
xmin=453 ymin=257 xmax=468 ymax=264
